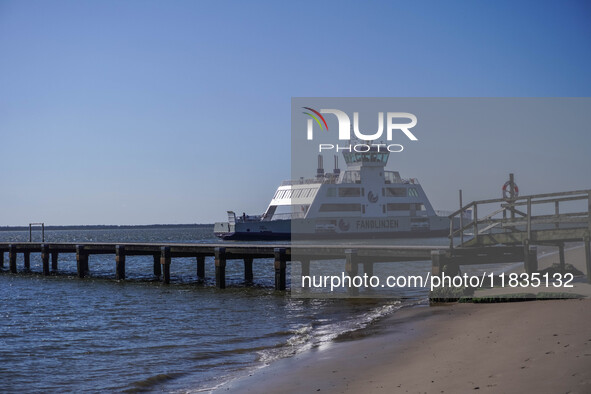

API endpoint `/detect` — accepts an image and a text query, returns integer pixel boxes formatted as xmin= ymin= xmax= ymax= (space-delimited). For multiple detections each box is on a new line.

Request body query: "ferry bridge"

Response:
xmin=1 ymin=186 xmax=590 ymax=288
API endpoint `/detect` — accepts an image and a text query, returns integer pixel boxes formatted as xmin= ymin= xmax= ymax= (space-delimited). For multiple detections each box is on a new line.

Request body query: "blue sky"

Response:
xmin=1 ymin=0 xmax=590 ymax=225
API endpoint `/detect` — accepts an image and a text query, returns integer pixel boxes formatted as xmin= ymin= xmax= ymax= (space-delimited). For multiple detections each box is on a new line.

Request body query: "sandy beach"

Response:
xmin=216 ymin=245 xmax=591 ymax=393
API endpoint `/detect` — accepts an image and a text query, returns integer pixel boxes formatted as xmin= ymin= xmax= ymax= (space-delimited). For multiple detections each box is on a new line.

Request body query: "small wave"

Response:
xmin=126 ymin=372 xmax=184 ymax=393
xmin=256 ymin=299 xmax=405 ymax=365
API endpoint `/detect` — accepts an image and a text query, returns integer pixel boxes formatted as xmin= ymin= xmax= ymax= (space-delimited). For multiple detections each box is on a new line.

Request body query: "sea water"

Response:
xmin=0 ymin=227 xmax=439 ymax=392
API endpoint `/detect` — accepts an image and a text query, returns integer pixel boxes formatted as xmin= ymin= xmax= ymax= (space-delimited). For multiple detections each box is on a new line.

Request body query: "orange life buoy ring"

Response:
xmin=502 ymin=181 xmax=519 ymax=199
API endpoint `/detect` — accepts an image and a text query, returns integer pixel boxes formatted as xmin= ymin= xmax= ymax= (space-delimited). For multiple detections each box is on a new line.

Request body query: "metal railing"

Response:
xmin=281 ymin=176 xmax=420 ymax=186
xmin=281 ymin=178 xmax=337 ymax=186
xmin=29 ymin=222 xmax=45 ymax=242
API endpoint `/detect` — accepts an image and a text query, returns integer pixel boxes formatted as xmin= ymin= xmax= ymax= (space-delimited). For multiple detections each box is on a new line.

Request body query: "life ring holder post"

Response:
xmin=502 ymin=173 xmax=519 ymax=220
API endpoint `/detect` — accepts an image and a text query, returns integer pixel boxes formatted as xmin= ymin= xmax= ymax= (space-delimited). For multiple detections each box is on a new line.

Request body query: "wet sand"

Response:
xmin=216 ymin=299 xmax=591 ymax=393
xmin=216 ymin=245 xmax=591 ymax=393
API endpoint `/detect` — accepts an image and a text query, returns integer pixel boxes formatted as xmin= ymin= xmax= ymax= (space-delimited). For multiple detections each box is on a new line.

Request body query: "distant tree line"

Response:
xmin=0 ymin=224 xmax=214 ymax=232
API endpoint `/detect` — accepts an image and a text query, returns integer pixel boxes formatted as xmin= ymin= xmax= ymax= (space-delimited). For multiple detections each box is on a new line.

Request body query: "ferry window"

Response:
xmin=338 ymin=187 xmax=361 ymax=197
xmin=343 ymin=151 xmax=389 ymax=164
xmin=384 ymin=172 xmax=396 ymax=184
xmin=326 ymin=188 xmax=336 ymax=197
xmin=416 ymin=203 xmax=426 ymax=211
xmin=384 ymin=171 xmax=402 ymax=184
xmin=319 ymin=203 xmax=361 ymax=212
xmin=310 ymin=189 xmax=318 ymax=197
xmin=277 ymin=190 xmax=292 ymax=199
xmin=292 ymin=189 xmax=302 ymax=198
xmin=387 ymin=203 xmax=411 ymax=211
xmin=385 ymin=187 xmax=407 ymax=197
xmin=342 ymin=171 xmax=361 ymax=184
xmin=343 ymin=152 xmax=352 ymax=164
xmin=408 ymin=188 xmax=419 ymax=197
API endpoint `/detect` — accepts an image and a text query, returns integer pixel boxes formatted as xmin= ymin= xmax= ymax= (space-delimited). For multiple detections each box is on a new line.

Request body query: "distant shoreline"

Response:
xmin=0 ymin=224 xmax=214 ymax=232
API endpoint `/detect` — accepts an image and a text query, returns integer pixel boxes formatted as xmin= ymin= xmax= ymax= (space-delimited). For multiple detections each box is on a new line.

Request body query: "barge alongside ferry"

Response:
xmin=214 ymin=147 xmax=465 ymax=240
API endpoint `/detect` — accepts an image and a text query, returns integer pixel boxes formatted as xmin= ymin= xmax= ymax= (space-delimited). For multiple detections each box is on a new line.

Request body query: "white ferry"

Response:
xmin=214 ymin=146 xmax=465 ymax=240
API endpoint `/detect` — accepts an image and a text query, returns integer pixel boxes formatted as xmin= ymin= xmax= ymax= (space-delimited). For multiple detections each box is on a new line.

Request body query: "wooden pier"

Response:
xmin=0 ymin=242 xmax=448 ymax=290
xmin=1 ymin=187 xmax=589 ymax=290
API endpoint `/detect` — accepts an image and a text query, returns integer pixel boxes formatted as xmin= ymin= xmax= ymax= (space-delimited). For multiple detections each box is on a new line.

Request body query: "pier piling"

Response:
xmin=300 ymin=259 xmax=310 ymax=278
xmin=431 ymin=250 xmax=448 ymax=276
xmin=197 ymin=256 xmax=205 ymax=280
xmin=153 ymin=254 xmax=161 ymax=277
xmin=76 ymin=245 xmax=89 ymax=278
xmin=558 ymin=243 xmax=566 ymax=274
xmin=244 ymin=257 xmax=253 ymax=283
xmin=345 ymin=249 xmax=358 ymax=295
xmin=300 ymin=259 xmax=310 ymax=289
xmin=524 ymin=244 xmax=538 ymax=274
xmin=215 ymin=247 xmax=226 ymax=289
xmin=23 ymin=251 xmax=30 ymax=271
xmin=274 ymin=248 xmax=287 ymax=291
xmin=115 ymin=245 xmax=126 ymax=280
xmin=9 ymin=245 xmax=17 ymax=273
xmin=41 ymin=244 xmax=50 ymax=276
xmin=160 ymin=247 xmax=171 ymax=284
xmin=51 ymin=252 xmax=58 ymax=272
xmin=363 ymin=262 xmax=374 ymax=277
xmin=345 ymin=249 xmax=358 ymax=276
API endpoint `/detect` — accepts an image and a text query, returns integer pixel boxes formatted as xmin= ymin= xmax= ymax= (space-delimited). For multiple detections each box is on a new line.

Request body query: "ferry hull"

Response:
xmin=214 ymin=216 xmax=459 ymax=241
xmin=216 ymin=231 xmax=291 ymax=241
xmin=216 ymin=229 xmax=450 ymax=241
